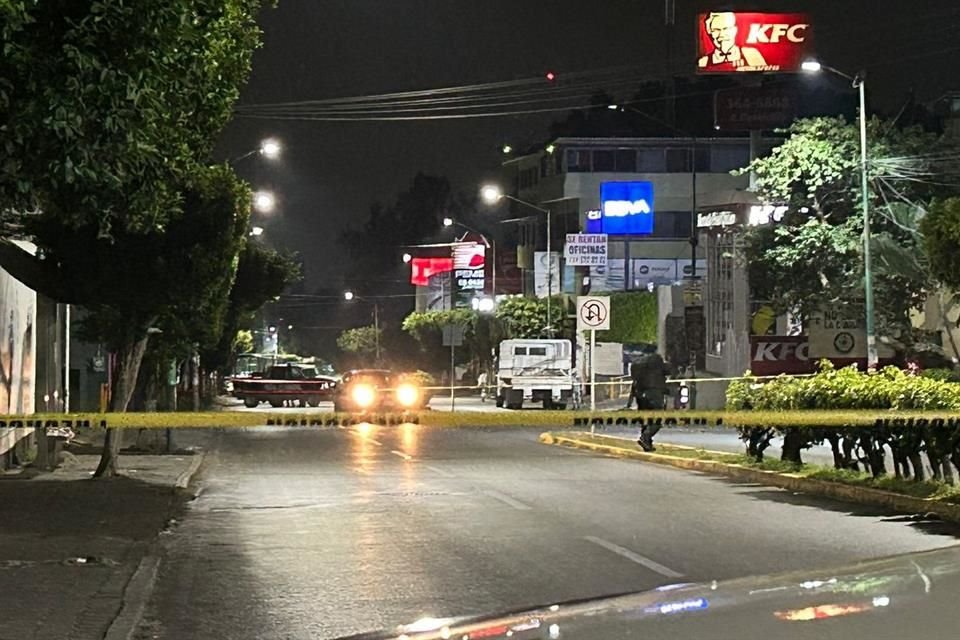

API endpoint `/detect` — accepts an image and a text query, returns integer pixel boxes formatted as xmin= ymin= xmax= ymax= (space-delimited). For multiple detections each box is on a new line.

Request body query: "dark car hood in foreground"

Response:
xmin=338 ymin=544 xmax=960 ymax=640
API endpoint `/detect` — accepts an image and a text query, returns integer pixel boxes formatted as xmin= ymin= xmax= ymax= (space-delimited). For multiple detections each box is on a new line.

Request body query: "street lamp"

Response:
xmin=343 ymin=291 xmax=381 ymax=363
xmin=444 ymin=217 xmax=497 ymax=296
xmin=481 ymin=184 xmax=554 ymax=335
xmin=402 ymin=253 xmax=413 ymax=264
xmin=249 ymin=226 xmax=265 ymax=237
xmin=803 ymin=59 xmax=877 ymax=368
xmin=253 ymin=190 xmax=276 ymax=214
xmin=231 ymin=137 xmax=283 ymax=164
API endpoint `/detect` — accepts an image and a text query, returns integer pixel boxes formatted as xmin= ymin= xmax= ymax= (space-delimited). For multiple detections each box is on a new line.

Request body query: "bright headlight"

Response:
xmin=350 ymin=383 xmax=376 ymax=408
xmin=396 ymin=383 xmax=419 ymax=408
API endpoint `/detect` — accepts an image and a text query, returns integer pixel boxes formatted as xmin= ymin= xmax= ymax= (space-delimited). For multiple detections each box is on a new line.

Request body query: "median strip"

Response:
xmin=541 ymin=431 xmax=960 ymax=524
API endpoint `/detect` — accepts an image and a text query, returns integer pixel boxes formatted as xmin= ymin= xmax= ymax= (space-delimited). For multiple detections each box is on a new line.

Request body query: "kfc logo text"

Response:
xmin=746 ymin=23 xmax=810 ymax=44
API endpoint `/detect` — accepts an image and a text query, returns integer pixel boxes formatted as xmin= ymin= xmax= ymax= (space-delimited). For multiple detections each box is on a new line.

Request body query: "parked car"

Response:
xmin=231 ymin=364 xmax=337 ymax=408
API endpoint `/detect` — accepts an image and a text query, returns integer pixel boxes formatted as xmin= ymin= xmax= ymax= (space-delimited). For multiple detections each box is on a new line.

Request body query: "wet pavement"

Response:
xmin=134 ymin=425 xmax=960 ymax=639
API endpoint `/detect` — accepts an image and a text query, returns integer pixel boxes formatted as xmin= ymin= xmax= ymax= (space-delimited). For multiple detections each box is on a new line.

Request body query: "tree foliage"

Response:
xmin=922 ymin=198 xmax=960 ymax=291
xmin=742 ymin=116 xmax=951 ymax=341
xmin=0 ymin=0 xmax=265 ymax=233
xmin=494 ymin=296 xmax=568 ymax=339
xmin=337 ymin=325 xmax=381 ymax=356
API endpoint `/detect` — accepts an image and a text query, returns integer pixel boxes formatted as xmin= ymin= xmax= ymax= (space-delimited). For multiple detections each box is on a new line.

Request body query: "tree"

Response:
xmin=234 ymin=330 xmax=255 ymax=356
xmin=202 ymin=243 xmax=301 ymax=374
xmin=337 ymin=325 xmax=382 ymax=366
xmin=595 ymin=293 xmax=658 ymax=344
xmin=1 ymin=1 xmax=267 ymax=475
xmin=494 ymin=297 xmax=568 ymax=339
xmin=741 ymin=116 xmax=950 ymax=343
xmin=922 ymin=198 xmax=960 ymax=291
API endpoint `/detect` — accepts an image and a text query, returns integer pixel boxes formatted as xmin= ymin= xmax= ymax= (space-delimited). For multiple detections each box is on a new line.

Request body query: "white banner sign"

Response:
xmin=534 ymin=251 xmax=561 ymax=298
xmin=564 ymin=234 xmax=608 ymax=267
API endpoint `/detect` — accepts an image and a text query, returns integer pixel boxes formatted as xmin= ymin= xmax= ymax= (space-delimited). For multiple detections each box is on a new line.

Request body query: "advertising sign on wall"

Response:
xmin=714 ymin=86 xmax=798 ymax=130
xmin=585 ymin=182 xmax=655 ymax=236
xmin=697 ymin=12 xmax=813 ymax=74
xmin=453 ymin=243 xmax=486 ymax=292
xmin=564 ymin=233 xmax=608 ymax=266
xmin=410 ymin=257 xmax=454 ymax=286
xmin=534 ymin=251 xmax=561 ymax=298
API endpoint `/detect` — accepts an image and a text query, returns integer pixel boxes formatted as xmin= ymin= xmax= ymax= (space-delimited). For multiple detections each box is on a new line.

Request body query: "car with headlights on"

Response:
xmin=333 ymin=369 xmax=428 ymax=413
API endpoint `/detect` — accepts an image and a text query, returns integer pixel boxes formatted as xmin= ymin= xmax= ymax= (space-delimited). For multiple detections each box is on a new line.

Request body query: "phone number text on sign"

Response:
xmin=565 ymin=234 xmax=608 ymax=267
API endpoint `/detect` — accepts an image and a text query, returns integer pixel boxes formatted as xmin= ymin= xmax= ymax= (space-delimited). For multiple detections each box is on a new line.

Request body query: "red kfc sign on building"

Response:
xmin=697 ymin=12 xmax=813 ymax=74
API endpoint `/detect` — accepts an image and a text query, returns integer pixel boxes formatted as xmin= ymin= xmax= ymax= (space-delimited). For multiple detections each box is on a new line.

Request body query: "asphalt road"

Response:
xmin=135 ymin=425 xmax=960 ymax=640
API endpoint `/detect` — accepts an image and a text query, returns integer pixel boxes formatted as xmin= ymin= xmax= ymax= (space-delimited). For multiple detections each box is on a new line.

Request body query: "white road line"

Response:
xmin=584 ymin=536 xmax=684 ymax=578
xmin=423 ymin=464 xmax=455 ymax=478
xmin=390 ymin=450 xmax=413 ymax=460
xmin=483 ymin=490 xmax=532 ymax=511
xmin=351 ymin=432 xmax=383 ymax=446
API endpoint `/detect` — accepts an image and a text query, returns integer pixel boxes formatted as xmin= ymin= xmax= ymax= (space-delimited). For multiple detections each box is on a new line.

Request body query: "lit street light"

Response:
xmin=231 ymin=137 xmax=283 ymax=164
xmin=402 ymin=253 xmax=413 ymax=264
xmin=481 ymin=184 xmax=553 ymax=335
xmin=249 ymin=226 xmax=265 ymax=237
xmin=802 ymin=59 xmax=877 ymax=368
xmin=253 ymin=190 xmax=276 ymax=214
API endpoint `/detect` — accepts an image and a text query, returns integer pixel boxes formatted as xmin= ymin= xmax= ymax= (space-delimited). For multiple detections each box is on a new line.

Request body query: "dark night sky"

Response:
xmin=217 ymin=1 xmax=960 ymax=288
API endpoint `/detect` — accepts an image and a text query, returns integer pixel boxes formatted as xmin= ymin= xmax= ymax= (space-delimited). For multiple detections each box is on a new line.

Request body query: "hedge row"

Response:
xmin=726 ymin=362 xmax=960 ymax=483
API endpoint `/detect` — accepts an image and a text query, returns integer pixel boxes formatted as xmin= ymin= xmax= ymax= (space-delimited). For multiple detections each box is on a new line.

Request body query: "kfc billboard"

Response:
xmin=697 ymin=12 xmax=813 ymax=74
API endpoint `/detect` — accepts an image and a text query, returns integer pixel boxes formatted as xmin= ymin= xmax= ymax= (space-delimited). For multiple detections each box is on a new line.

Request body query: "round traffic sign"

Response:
xmin=580 ymin=300 xmax=608 ymax=328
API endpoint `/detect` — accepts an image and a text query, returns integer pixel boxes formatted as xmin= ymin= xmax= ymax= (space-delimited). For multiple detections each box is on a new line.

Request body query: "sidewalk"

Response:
xmin=0 ymin=449 xmax=204 ymax=640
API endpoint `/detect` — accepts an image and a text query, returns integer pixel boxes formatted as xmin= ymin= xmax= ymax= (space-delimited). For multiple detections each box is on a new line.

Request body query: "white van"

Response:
xmin=496 ymin=339 xmax=575 ymax=409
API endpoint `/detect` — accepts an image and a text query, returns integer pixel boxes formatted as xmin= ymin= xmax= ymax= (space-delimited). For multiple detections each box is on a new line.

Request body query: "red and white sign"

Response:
xmin=453 ymin=242 xmax=486 ymax=292
xmin=697 ymin=12 xmax=813 ymax=74
xmin=749 ymin=336 xmax=895 ymax=376
xmin=410 ymin=257 xmax=453 ymax=287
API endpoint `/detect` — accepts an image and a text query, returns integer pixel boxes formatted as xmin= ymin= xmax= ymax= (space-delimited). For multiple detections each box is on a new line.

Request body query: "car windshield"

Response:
xmin=6 ymin=3 xmax=959 ymax=640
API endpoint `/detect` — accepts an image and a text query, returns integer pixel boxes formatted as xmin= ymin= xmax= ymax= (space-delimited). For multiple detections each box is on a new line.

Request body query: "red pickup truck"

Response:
xmin=231 ymin=364 xmax=337 ymax=408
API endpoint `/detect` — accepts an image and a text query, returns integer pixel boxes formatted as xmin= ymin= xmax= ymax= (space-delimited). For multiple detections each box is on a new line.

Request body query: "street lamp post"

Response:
xmin=344 ymin=291 xmax=381 ymax=363
xmin=231 ymin=138 xmax=283 ymax=164
xmin=443 ymin=217 xmax=497 ymax=298
xmin=481 ymin=185 xmax=553 ymax=335
xmin=802 ymin=60 xmax=877 ymax=368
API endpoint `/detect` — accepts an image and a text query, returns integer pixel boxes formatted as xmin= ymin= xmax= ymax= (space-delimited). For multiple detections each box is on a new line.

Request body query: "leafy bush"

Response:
xmin=596 ymin=292 xmax=657 ymax=344
xmin=727 ymin=361 xmax=960 ymax=482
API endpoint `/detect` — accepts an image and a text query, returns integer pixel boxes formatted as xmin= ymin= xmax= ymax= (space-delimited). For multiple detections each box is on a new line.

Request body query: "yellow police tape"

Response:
xmin=4 ymin=410 xmax=960 ymax=430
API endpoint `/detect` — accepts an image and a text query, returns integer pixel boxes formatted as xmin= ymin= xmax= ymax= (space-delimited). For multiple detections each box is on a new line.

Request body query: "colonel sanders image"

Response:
xmin=698 ymin=12 xmax=768 ymax=71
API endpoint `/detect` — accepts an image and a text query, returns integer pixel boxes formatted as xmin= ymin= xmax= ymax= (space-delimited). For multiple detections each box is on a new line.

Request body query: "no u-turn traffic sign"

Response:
xmin=577 ymin=296 xmax=611 ymax=332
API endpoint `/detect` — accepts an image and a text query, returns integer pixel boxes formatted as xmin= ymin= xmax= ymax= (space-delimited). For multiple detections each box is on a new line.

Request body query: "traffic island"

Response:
xmin=540 ymin=431 xmax=960 ymax=524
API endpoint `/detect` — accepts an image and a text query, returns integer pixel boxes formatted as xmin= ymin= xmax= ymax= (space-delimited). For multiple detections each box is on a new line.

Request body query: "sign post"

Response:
xmin=442 ymin=325 xmax=465 ymax=410
xmin=577 ymin=296 xmax=611 ymax=423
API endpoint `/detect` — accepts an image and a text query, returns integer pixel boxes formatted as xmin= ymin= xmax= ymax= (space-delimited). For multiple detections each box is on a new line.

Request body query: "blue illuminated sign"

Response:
xmin=586 ymin=182 xmax=655 ymax=235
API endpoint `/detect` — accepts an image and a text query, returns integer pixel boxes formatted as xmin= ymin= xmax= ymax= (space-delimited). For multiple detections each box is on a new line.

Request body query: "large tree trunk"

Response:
xmin=93 ymin=335 xmax=150 ymax=478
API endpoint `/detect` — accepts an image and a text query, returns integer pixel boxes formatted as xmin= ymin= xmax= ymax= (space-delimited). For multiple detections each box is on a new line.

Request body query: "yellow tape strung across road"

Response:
xmin=4 ymin=410 xmax=960 ymax=430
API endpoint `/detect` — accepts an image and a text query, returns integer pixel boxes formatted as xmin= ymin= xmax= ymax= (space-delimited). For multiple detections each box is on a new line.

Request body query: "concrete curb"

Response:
xmin=175 ymin=450 xmax=205 ymax=489
xmin=541 ymin=432 xmax=960 ymax=524
xmin=103 ymin=555 xmax=160 ymax=640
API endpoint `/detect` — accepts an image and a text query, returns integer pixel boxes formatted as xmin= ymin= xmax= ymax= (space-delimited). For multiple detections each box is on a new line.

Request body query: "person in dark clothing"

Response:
xmin=624 ymin=351 xmax=671 ymax=451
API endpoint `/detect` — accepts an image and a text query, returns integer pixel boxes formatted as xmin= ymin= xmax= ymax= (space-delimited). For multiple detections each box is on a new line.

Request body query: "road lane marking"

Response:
xmin=390 ymin=450 xmax=413 ymax=460
xmin=424 ymin=465 xmax=455 ymax=478
xmin=584 ymin=536 xmax=684 ymax=578
xmin=483 ymin=490 xmax=532 ymax=511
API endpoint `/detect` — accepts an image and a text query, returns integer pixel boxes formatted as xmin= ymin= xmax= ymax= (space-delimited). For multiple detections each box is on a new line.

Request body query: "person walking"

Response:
xmin=477 ymin=371 xmax=489 ymax=402
xmin=624 ymin=349 xmax=671 ymax=451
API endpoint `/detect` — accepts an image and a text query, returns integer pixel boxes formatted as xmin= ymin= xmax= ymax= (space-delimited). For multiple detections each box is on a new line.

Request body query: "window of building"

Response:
xmin=637 ymin=148 xmax=666 ymax=172
xmin=529 ymin=347 xmax=547 ymax=356
xmin=566 ymin=149 xmax=591 ymax=172
xmin=693 ymin=147 xmax=711 ymax=172
xmin=711 ymin=145 xmax=751 ymax=173
xmin=665 ymin=148 xmax=692 ymax=172
xmin=615 ymin=149 xmax=637 ymax=172
xmin=540 ymin=154 xmax=550 ymax=178
xmin=592 ymin=149 xmax=615 ymax=172
xmin=514 ymin=346 xmax=528 ymax=356
xmin=646 ymin=211 xmax=692 ymax=239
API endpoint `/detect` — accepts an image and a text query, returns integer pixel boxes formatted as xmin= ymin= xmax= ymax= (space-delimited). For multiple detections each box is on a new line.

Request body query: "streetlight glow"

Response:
xmin=801 ymin=60 xmax=822 ymax=73
xmin=402 ymin=253 xmax=413 ymax=263
xmin=253 ymin=190 xmax=276 ymax=214
xmin=343 ymin=291 xmax=355 ymax=301
xmin=249 ymin=226 xmax=264 ymax=237
xmin=502 ymin=145 xmax=513 ymax=154
xmin=259 ymin=138 xmax=282 ymax=159
xmin=442 ymin=217 xmax=454 ymax=227
xmin=480 ymin=185 xmax=503 ymax=205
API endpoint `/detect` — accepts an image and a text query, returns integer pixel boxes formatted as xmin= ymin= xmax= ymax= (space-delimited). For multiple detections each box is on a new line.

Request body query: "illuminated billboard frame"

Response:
xmin=586 ymin=181 xmax=655 ymax=236
xmin=696 ymin=12 xmax=813 ymax=74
